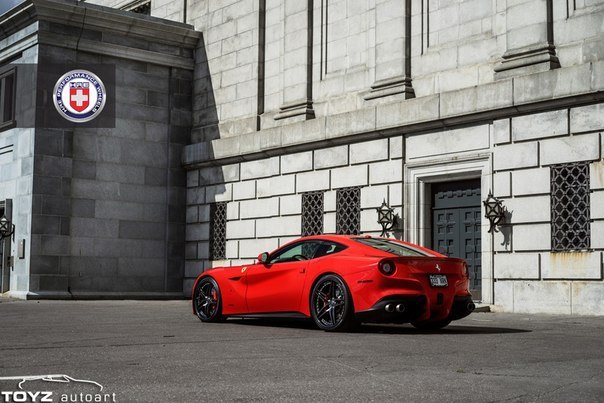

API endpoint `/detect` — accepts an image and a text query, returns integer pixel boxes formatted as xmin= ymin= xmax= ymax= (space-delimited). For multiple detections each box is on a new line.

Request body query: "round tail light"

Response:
xmin=379 ymin=260 xmax=396 ymax=276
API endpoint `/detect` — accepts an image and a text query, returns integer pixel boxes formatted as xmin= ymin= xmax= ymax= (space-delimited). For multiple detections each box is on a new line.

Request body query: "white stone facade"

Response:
xmin=175 ymin=0 xmax=604 ymax=315
xmin=492 ymin=108 xmax=604 ymax=315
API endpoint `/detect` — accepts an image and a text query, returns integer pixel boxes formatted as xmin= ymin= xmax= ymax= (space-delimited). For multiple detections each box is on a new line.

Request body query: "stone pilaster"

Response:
xmin=365 ymin=0 xmax=414 ymax=100
xmin=275 ymin=0 xmax=314 ymax=121
xmin=495 ymin=0 xmax=559 ymax=79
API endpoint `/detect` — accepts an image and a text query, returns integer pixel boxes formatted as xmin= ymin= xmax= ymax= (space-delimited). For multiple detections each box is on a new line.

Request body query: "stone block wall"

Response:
xmin=149 ymin=0 xmax=604 ymax=136
xmin=188 ymin=0 xmax=260 ymax=143
xmin=183 ymin=136 xmax=404 ymax=295
xmin=0 ymin=20 xmax=39 ymax=296
xmin=553 ymin=0 xmax=604 ymax=66
xmin=1 ymin=0 xmax=200 ymax=298
xmin=31 ymin=6 xmax=197 ymax=296
xmin=64 ymin=62 xmax=193 ymax=295
xmin=492 ymin=103 xmax=604 ymax=315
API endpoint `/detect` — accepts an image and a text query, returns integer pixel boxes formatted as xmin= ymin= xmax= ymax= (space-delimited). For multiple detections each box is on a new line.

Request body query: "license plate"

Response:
xmin=429 ymin=274 xmax=448 ymax=287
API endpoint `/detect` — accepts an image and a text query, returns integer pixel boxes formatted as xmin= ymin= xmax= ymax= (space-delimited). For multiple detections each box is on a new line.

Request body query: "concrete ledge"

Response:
xmin=183 ymin=63 xmax=604 ymax=168
xmin=1 ymin=0 xmax=201 ymax=53
xmin=474 ymin=304 xmax=492 ymax=313
xmin=0 ymin=21 xmax=38 ymax=61
xmin=32 ymin=0 xmax=200 ymax=47
xmin=38 ymin=32 xmax=195 ymax=70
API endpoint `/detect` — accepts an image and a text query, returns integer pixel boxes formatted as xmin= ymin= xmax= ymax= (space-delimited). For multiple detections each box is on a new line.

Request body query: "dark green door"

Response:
xmin=432 ymin=180 xmax=482 ymax=301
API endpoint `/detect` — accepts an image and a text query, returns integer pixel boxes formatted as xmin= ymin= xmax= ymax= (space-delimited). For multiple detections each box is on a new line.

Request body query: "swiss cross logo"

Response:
xmin=53 ymin=70 xmax=106 ymax=123
xmin=69 ymin=82 xmax=90 ymax=112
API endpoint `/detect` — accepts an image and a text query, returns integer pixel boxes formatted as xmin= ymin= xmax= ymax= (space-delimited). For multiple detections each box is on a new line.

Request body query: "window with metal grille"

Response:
xmin=336 ymin=187 xmax=361 ymax=235
xmin=209 ymin=202 xmax=227 ymax=260
xmin=302 ymin=191 xmax=324 ymax=236
xmin=0 ymin=68 xmax=16 ymax=131
xmin=551 ymin=162 xmax=591 ymax=251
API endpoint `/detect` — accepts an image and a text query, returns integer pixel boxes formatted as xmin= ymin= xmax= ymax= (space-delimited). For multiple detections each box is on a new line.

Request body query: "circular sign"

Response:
xmin=53 ymin=69 xmax=106 ymax=123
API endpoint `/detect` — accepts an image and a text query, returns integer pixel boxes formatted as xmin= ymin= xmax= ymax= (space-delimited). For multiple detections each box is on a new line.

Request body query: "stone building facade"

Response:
xmin=176 ymin=0 xmax=604 ymax=315
xmin=0 ymin=0 xmax=199 ymax=298
xmin=1 ymin=0 xmax=603 ymax=315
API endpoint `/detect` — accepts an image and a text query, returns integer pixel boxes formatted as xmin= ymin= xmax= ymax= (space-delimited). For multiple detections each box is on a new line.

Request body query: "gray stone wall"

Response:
xmin=2 ymin=0 xmax=200 ymax=298
xmin=0 ymin=20 xmax=39 ymax=296
xmin=30 ymin=4 xmax=197 ymax=297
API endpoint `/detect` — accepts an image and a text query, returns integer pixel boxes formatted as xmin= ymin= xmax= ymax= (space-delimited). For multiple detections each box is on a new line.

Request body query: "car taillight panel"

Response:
xmin=379 ymin=260 xmax=396 ymax=276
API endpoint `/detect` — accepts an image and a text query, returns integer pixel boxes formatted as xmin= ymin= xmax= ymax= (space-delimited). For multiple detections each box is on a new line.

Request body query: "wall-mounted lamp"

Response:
xmin=376 ymin=199 xmax=395 ymax=237
xmin=0 ymin=215 xmax=15 ymax=241
xmin=483 ymin=192 xmax=505 ymax=233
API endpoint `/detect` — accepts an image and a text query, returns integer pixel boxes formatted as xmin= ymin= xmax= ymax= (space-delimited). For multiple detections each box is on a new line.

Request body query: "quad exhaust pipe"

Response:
xmin=467 ymin=302 xmax=476 ymax=312
xmin=385 ymin=303 xmax=406 ymax=313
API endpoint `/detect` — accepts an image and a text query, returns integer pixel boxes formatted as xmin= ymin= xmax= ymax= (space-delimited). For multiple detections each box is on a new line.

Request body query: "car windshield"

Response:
xmin=354 ymin=238 xmax=431 ymax=257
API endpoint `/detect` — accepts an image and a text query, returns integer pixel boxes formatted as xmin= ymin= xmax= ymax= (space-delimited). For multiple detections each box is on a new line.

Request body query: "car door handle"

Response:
xmin=299 ymin=268 xmax=306 ymax=273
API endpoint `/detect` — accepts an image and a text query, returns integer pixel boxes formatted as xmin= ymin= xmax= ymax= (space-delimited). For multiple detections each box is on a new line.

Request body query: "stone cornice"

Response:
xmin=0 ymin=21 xmax=38 ymax=62
xmin=38 ymin=31 xmax=195 ymax=70
xmin=0 ymin=2 xmax=37 ymax=38
xmin=183 ymin=61 xmax=604 ymax=168
xmin=1 ymin=0 xmax=200 ymax=48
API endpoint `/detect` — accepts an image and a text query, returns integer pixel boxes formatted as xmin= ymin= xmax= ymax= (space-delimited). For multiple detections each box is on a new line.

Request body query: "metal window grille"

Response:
xmin=336 ymin=187 xmax=361 ymax=235
xmin=209 ymin=202 xmax=227 ymax=260
xmin=551 ymin=162 xmax=591 ymax=251
xmin=302 ymin=191 xmax=324 ymax=236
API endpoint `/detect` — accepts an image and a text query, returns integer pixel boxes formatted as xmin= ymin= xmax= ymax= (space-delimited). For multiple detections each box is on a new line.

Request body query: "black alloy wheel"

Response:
xmin=310 ymin=274 xmax=356 ymax=331
xmin=194 ymin=277 xmax=223 ymax=322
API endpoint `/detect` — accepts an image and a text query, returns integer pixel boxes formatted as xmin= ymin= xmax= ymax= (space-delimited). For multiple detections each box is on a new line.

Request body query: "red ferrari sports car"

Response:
xmin=192 ymin=235 xmax=475 ymax=331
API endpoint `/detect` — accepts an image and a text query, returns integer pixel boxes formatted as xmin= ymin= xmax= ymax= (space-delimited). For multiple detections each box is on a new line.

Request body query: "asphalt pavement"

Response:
xmin=0 ymin=299 xmax=602 ymax=402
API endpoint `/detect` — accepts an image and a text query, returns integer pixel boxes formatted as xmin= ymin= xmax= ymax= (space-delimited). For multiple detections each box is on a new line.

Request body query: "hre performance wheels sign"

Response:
xmin=53 ymin=69 xmax=107 ymax=123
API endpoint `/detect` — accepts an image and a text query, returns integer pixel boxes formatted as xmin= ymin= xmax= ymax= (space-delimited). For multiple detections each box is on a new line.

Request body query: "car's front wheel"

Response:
xmin=193 ymin=277 xmax=223 ymax=322
xmin=310 ymin=274 xmax=356 ymax=332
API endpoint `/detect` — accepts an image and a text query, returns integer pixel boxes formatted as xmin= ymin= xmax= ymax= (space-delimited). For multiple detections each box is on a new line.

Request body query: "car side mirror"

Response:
xmin=257 ymin=252 xmax=269 ymax=264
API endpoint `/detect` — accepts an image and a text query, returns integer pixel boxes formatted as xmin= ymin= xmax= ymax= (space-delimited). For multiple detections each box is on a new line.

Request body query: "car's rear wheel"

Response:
xmin=411 ymin=318 xmax=451 ymax=331
xmin=193 ymin=277 xmax=223 ymax=322
xmin=310 ymin=274 xmax=356 ymax=332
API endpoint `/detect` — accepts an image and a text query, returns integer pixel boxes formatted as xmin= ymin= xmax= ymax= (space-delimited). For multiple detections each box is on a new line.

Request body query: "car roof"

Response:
xmin=295 ymin=234 xmax=363 ymax=243
xmin=284 ymin=234 xmax=444 ymax=257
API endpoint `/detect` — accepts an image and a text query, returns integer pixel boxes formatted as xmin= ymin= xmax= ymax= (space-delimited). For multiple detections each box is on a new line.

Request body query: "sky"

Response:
xmin=0 ymin=0 xmax=26 ymax=17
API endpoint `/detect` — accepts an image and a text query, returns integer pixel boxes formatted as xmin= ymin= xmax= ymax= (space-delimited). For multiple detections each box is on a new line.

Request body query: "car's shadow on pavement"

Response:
xmin=357 ymin=324 xmax=532 ymax=335
xmin=225 ymin=318 xmax=532 ymax=335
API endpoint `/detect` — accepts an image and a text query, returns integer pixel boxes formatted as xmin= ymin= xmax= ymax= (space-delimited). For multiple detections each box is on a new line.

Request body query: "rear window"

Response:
xmin=354 ymin=238 xmax=431 ymax=257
